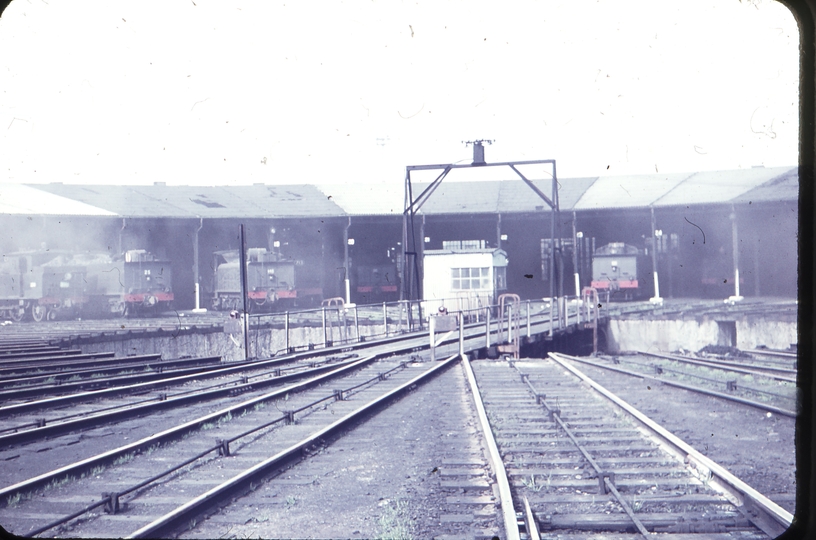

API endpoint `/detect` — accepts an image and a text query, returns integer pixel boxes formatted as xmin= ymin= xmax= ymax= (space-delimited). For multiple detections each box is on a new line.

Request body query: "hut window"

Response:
xmin=452 ymin=267 xmax=490 ymax=290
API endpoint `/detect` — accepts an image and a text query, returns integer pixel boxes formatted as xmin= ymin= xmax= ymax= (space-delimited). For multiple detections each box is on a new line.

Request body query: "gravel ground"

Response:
xmin=182 ymin=360 xmax=501 ymax=540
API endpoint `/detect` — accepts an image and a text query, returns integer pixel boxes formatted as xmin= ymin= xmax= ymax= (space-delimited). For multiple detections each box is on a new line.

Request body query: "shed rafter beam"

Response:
xmin=405 ymin=165 xmax=453 ymax=215
xmin=508 ymin=164 xmax=556 ymax=209
xmin=406 ymin=159 xmax=555 ymax=171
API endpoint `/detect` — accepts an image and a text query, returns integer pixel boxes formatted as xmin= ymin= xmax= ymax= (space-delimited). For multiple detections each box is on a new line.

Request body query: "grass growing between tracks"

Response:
xmin=375 ymin=499 xmax=414 ymax=540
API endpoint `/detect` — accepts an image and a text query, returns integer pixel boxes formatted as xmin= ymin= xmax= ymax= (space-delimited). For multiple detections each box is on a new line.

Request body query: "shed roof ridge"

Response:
xmin=125 ymin=185 xmax=195 ymax=217
xmin=647 ymin=171 xmax=698 ymax=207
xmin=570 ymin=176 xmax=601 ymax=209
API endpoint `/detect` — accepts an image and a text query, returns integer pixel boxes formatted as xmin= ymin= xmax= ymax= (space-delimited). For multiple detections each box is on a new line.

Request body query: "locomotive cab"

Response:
xmin=590 ymin=242 xmax=643 ymax=301
xmin=211 ymin=248 xmax=305 ymax=312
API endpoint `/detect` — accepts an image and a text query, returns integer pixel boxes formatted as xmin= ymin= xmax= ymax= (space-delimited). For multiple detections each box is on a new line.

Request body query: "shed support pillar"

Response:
xmin=727 ymin=206 xmax=744 ymax=304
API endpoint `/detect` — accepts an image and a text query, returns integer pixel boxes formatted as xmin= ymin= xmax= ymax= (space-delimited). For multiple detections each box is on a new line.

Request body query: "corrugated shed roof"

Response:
xmin=404 ymin=178 xmax=599 ymax=214
xmin=415 ymin=181 xmax=502 ymax=214
xmin=730 ymin=167 xmax=798 ymax=204
xmin=315 ymin=183 xmax=403 ymax=215
xmin=0 ymin=184 xmax=116 ymax=216
xmin=498 ymin=177 xmax=597 ymax=212
xmin=27 ymin=184 xmax=346 ymax=218
xmin=10 ymin=166 xmax=798 ymax=219
xmin=573 ymin=172 xmax=691 ymax=210
xmin=652 ymin=167 xmax=792 ymax=207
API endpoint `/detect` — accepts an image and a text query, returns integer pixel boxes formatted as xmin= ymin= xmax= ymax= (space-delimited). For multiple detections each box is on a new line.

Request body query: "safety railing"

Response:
xmin=239 ymin=294 xmax=600 ymax=359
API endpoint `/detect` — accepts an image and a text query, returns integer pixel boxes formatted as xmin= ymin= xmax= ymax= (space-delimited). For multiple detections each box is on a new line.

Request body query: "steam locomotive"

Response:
xmin=211 ymin=248 xmax=322 ymax=312
xmin=0 ymin=249 xmax=173 ymax=321
xmin=590 ymin=242 xmax=646 ymax=300
xmin=80 ymin=250 xmax=174 ymax=317
xmin=354 ymin=264 xmax=399 ymax=304
xmin=0 ymin=251 xmax=86 ymax=322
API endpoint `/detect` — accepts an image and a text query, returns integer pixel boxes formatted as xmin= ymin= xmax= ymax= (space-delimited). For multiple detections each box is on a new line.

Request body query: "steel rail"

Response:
xmin=549 ymin=352 xmax=794 ymax=538
xmin=514 ymin=365 xmax=649 ymax=537
xmin=0 ymin=355 xmax=379 ymax=501
xmin=0 ymin=353 xmax=356 ymax=416
xmin=0 ymin=356 xmax=353 ymax=436
xmin=0 ymin=350 xmax=351 ymax=416
xmin=0 ymin=350 xmax=88 ymax=362
xmin=522 ymin=496 xmax=540 ymax=540
xmin=0 ymin=306 xmax=512 ymax=416
xmin=125 ymin=354 xmax=461 ymax=539
xmin=0 ymin=356 xmax=365 ymax=447
xmin=0 ymin=356 xmax=263 ymax=401
xmin=461 ymin=355 xmax=520 ymax=540
xmin=22 ymin=358 xmax=416 ymax=537
xmin=0 ymin=351 xmax=112 ymax=367
xmin=557 ymin=353 xmax=796 ymax=417
xmin=0 ymin=355 xmax=138 ymax=380
xmin=0 ymin=354 xmax=212 ymax=387
xmin=0 ymin=309 xmax=523 ymax=443
xmin=638 ymin=350 xmax=796 ymax=381
xmin=606 ymin=355 xmax=795 ymax=400
xmin=744 ymin=348 xmax=797 ymax=359
xmin=0 ymin=346 xmax=62 ymax=355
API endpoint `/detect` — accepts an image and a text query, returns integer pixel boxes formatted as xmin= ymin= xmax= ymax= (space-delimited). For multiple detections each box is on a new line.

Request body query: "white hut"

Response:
xmin=422 ymin=242 xmax=508 ymax=314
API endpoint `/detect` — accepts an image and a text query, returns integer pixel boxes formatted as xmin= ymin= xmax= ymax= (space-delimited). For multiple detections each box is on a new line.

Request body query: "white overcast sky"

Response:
xmin=0 ymin=0 xmax=799 ymax=186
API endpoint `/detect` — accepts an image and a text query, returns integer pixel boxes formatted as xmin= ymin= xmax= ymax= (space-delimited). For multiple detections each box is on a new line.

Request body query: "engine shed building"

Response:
xmin=0 ymin=164 xmax=799 ymax=311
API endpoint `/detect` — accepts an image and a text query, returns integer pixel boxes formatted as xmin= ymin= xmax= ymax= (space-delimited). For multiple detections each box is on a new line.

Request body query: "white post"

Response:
xmin=728 ymin=207 xmax=744 ymax=304
xmin=322 ymin=307 xmax=327 ymax=347
xmin=429 ymin=315 xmax=436 ymax=362
xmin=284 ymin=311 xmax=290 ymax=353
xmin=526 ymin=300 xmax=531 ymax=338
xmin=650 ymin=207 xmax=664 ymax=305
xmin=485 ymin=307 xmax=491 ymax=349
xmin=459 ymin=311 xmax=464 ymax=357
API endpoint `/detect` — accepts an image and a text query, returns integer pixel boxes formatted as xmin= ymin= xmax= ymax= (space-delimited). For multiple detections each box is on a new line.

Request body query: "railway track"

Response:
xmin=0 ymin=298 xmax=798 ymax=538
xmin=557 ymin=352 xmax=796 ymax=418
xmin=0 ymin=354 xmax=463 ymax=538
xmin=469 ymin=354 xmax=793 ymax=539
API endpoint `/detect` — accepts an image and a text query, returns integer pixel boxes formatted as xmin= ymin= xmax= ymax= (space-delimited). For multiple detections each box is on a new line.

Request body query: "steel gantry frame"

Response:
xmin=400 ymin=142 xmax=561 ymax=325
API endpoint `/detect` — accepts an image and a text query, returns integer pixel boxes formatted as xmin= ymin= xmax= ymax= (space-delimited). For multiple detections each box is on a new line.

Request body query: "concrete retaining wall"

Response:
xmin=606 ymin=318 xmax=798 ymax=353
xmin=78 ymin=322 xmax=402 ymax=361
